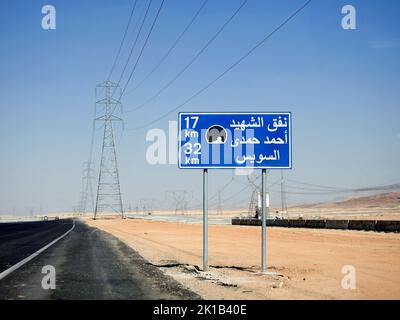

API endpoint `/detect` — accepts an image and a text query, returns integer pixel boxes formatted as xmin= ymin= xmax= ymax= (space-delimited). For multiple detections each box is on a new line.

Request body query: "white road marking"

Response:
xmin=0 ymin=220 xmax=75 ymax=281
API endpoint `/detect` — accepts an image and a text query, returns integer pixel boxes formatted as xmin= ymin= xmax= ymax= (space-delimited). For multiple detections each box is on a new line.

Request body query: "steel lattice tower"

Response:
xmin=78 ymin=161 xmax=95 ymax=215
xmin=247 ymin=174 xmax=261 ymax=217
xmin=167 ymin=190 xmax=192 ymax=215
xmin=94 ymin=81 xmax=124 ymax=219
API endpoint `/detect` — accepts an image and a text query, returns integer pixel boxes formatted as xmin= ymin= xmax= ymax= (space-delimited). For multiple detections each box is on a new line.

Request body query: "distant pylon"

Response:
xmin=94 ymin=81 xmax=124 ymax=219
xmin=247 ymin=174 xmax=261 ymax=217
xmin=140 ymin=198 xmax=155 ymax=215
xmin=248 ymin=189 xmax=261 ymax=217
xmin=167 ymin=190 xmax=192 ymax=215
xmin=79 ymin=161 xmax=95 ymax=215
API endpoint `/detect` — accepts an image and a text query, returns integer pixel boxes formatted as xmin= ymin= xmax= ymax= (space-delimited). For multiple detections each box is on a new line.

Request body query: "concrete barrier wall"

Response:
xmin=305 ymin=219 xmax=326 ymax=229
xmin=348 ymin=220 xmax=376 ymax=231
xmin=266 ymin=219 xmax=276 ymax=226
xmin=325 ymin=220 xmax=349 ymax=230
xmin=288 ymin=219 xmax=307 ymax=228
xmin=231 ymin=218 xmax=241 ymax=225
xmin=274 ymin=219 xmax=289 ymax=227
xmin=375 ymin=220 xmax=400 ymax=232
xmin=232 ymin=218 xmax=400 ymax=232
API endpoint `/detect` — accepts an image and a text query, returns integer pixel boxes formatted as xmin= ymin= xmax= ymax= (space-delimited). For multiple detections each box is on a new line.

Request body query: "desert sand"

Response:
xmin=85 ymin=217 xmax=400 ymax=300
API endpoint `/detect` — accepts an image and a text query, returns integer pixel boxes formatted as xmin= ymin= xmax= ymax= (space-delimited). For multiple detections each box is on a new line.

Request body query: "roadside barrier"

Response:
xmin=232 ymin=218 xmax=399 ymax=232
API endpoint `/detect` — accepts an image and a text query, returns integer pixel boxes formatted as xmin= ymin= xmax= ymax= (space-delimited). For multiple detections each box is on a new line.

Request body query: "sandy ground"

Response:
xmin=85 ymin=218 xmax=400 ymax=300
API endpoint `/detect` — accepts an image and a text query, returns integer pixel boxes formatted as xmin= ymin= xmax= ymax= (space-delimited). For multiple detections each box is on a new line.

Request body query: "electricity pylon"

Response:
xmin=79 ymin=161 xmax=95 ymax=215
xmin=247 ymin=174 xmax=261 ymax=217
xmin=94 ymin=81 xmax=124 ymax=219
xmin=167 ymin=190 xmax=192 ymax=215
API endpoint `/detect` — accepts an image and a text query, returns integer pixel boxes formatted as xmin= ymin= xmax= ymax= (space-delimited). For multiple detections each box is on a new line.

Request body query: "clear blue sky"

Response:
xmin=0 ymin=0 xmax=399 ymax=215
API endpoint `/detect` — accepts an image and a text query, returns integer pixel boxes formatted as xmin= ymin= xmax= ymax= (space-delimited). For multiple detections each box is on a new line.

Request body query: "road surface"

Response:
xmin=0 ymin=219 xmax=199 ymax=299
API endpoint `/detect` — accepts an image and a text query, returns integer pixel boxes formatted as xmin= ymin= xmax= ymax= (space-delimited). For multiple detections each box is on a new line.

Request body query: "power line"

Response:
xmin=187 ymin=175 xmax=249 ymax=210
xmin=115 ymin=0 xmax=154 ymax=88
xmin=280 ymin=170 xmax=287 ymax=215
xmin=269 ymin=177 xmax=282 ymax=188
xmin=284 ymin=184 xmax=351 ymax=193
xmin=220 ymin=183 xmax=252 ymax=205
xmin=208 ymin=175 xmax=234 ymax=201
xmin=216 ymin=191 xmax=223 ymax=215
xmin=128 ymin=0 xmax=313 ymax=130
xmin=285 ymin=178 xmax=351 ymax=191
xmin=87 ymin=101 xmax=97 ymax=165
xmin=125 ymin=0 xmax=209 ymax=95
xmin=282 ymin=184 xmax=354 ymax=195
xmin=124 ymin=0 xmax=248 ymax=113
xmin=108 ymin=0 xmax=139 ymax=81
xmin=118 ymin=0 xmax=165 ymax=100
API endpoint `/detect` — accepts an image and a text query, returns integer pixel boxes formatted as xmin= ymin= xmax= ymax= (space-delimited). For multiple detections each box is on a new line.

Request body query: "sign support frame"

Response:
xmin=261 ymin=168 xmax=269 ymax=273
xmin=203 ymin=168 xmax=208 ymax=271
xmin=179 ymin=112 xmax=291 ymax=273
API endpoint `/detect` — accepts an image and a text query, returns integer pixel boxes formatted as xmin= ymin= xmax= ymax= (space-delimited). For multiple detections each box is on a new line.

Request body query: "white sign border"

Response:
xmin=178 ymin=112 xmax=292 ymax=169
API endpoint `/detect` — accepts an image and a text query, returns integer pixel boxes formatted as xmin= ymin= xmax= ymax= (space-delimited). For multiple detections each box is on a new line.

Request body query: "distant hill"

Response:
xmin=297 ymin=192 xmax=400 ymax=209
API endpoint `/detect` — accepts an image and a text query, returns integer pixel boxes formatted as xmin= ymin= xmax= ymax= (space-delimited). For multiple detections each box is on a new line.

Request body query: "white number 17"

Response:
xmin=184 ymin=116 xmax=199 ymax=129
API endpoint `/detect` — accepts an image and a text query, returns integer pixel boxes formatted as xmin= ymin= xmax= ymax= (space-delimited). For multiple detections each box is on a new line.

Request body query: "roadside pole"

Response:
xmin=203 ymin=168 xmax=208 ymax=271
xmin=261 ymin=169 xmax=268 ymax=273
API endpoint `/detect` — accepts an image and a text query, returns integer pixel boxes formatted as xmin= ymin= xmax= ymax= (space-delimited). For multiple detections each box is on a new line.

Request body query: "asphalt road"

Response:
xmin=0 ymin=219 xmax=73 ymax=273
xmin=0 ymin=219 xmax=200 ymax=300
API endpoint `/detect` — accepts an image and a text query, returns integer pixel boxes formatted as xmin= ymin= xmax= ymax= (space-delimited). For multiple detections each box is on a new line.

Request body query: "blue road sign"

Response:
xmin=178 ymin=112 xmax=292 ymax=169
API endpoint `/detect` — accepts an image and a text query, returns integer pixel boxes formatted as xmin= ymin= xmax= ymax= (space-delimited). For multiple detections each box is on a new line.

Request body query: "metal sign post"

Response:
xmin=203 ymin=169 xmax=208 ymax=271
xmin=261 ymin=169 xmax=267 ymax=273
